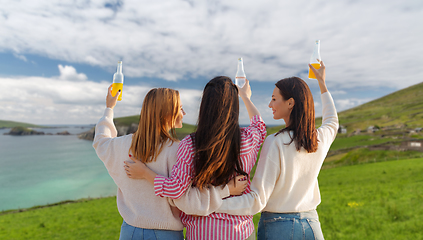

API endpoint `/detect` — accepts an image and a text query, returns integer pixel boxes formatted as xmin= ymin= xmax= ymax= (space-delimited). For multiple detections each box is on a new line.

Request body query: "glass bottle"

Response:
xmin=308 ymin=40 xmax=321 ymax=79
xmin=235 ymin=58 xmax=246 ymax=88
xmin=112 ymin=61 xmax=124 ymax=101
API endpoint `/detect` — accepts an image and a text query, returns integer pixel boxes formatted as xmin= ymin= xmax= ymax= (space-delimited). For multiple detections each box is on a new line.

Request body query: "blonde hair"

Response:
xmin=129 ymin=88 xmax=180 ymax=163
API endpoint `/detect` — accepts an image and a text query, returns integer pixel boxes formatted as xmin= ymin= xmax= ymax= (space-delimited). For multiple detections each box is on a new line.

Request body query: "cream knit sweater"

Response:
xmin=216 ymin=92 xmax=339 ymax=215
xmin=93 ymin=108 xmax=184 ymax=230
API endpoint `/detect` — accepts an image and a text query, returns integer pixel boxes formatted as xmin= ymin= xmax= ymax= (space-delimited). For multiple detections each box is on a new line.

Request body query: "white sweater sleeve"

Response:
xmin=319 ymin=92 xmax=339 ymax=146
xmin=169 ymin=184 xmax=230 ymax=216
xmin=214 ymin=136 xmax=281 ymax=216
xmin=92 ymin=108 xmax=122 ymax=174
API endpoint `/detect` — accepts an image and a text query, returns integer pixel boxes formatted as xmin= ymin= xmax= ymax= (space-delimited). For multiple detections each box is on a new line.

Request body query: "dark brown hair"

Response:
xmin=191 ymin=76 xmax=247 ymax=189
xmin=129 ymin=88 xmax=180 ymax=163
xmin=275 ymin=77 xmax=318 ymax=153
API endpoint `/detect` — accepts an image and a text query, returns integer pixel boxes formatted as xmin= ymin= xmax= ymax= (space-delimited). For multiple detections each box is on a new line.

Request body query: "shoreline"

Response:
xmin=0 ymin=195 xmax=117 ymax=216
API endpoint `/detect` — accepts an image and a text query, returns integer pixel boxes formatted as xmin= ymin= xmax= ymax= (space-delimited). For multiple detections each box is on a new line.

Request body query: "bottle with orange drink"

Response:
xmin=112 ymin=61 xmax=124 ymax=101
xmin=308 ymin=40 xmax=321 ymax=79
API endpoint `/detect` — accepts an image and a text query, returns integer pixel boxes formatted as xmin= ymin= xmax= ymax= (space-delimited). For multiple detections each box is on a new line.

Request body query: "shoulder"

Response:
xmin=163 ymin=139 xmax=180 ymax=152
xmin=177 ymin=135 xmax=195 ymax=154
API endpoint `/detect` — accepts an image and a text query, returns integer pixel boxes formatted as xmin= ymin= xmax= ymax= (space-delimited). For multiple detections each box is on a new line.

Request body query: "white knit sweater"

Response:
xmin=216 ymin=92 xmax=339 ymax=215
xmin=93 ymin=108 xmax=184 ymax=230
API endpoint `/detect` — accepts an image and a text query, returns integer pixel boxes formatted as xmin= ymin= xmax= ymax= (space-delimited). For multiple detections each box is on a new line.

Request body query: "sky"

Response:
xmin=0 ymin=0 xmax=422 ymax=126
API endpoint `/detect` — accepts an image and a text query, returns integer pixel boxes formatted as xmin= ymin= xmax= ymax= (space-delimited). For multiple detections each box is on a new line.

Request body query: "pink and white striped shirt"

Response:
xmin=154 ymin=115 xmax=266 ymax=240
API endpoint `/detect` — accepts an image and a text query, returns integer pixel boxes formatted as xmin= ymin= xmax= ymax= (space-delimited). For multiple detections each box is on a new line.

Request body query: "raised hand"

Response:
xmin=106 ymin=84 xmax=120 ymax=109
xmin=309 ymin=60 xmax=328 ymax=94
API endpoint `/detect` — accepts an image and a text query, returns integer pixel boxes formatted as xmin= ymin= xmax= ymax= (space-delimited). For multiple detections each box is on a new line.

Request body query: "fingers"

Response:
xmin=235 ymin=175 xmax=247 ymax=181
xmin=243 ymin=78 xmax=249 ymax=87
xmin=320 ymin=60 xmax=325 ymax=68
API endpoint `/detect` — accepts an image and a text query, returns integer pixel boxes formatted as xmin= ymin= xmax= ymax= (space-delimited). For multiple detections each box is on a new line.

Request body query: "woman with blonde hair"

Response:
xmin=93 ymin=85 xmax=187 ymax=239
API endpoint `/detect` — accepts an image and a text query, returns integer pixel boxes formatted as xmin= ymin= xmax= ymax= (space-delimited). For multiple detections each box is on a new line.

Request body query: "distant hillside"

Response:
xmin=265 ymin=82 xmax=423 ymax=169
xmin=268 ymin=82 xmax=423 ymax=135
xmin=0 ymin=120 xmax=42 ymax=128
xmin=336 ymin=81 xmax=423 ymax=132
xmin=114 ymin=115 xmax=196 ymax=140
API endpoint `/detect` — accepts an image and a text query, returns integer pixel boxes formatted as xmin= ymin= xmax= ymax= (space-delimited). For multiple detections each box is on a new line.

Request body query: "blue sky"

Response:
xmin=0 ymin=0 xmax=422 ymax=125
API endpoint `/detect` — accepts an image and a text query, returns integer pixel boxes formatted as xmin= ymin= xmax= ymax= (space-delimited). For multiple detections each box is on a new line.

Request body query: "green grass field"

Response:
xmin=1 ymin=158 xmax=422 ymax=240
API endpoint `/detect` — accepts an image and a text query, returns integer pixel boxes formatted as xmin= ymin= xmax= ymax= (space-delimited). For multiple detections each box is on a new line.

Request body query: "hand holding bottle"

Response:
xmin=237 ymin=78 xmax=260 ymax=119
xmin=309 ymin=60 xmax=327 ymax=94
xmin=238 ymin=78 xmax=251 ymax=100
xmin=106 ymin=84 xmax=120 ymax=109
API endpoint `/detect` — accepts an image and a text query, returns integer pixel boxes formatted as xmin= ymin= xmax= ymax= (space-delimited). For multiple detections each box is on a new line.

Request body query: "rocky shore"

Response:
xmin=4 ymin=127 xmax=71 ymax=136
xmin=77 ymin=123 xmax=139 ymax=141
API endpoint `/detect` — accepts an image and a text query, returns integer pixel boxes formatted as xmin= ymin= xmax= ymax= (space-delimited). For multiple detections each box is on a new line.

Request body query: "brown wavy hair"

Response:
xmin=129 ymin=88 xmax=180 ymax=163
xmin=275 ymin=77 xmax=318 ymax=153
xmin=191 ymin=76 xmax=247 ymax=189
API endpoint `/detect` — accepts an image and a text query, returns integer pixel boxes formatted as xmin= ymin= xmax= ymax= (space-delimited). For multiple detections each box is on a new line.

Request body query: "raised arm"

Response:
xmin=92 ymin=85 xmax=121 ymax=171
xmin=238 ymin=78 xmax=260 ymax=120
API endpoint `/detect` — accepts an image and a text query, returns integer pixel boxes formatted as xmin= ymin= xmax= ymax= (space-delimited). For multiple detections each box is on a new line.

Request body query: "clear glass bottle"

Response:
xmin=235 ymin=58 xmax=246 ymax=88
xmin=112 ymin=61 xmax=124 ymax=101
xmin=308 ymin=40 xmax=321 ymax=79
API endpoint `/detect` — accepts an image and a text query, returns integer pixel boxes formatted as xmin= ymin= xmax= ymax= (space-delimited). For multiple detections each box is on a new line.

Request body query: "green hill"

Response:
xmin=266 ymin=82 xmax=423 ymax=169
xmin=0 ymin=120 xmax=42 ymax=128
xmin=267 ymin=81 xmax=423 ymax=136
xmin=113 ymin=115 xmax=196 ymax=140
xmin=336 ymin=81 xmax=423 ymax=132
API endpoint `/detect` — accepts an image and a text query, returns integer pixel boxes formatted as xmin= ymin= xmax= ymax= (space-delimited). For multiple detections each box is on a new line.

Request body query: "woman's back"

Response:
xmin=93 ymin=114 xmax=184 ymax=231
xmin=169 ymin=115 xmax=266 ymax=239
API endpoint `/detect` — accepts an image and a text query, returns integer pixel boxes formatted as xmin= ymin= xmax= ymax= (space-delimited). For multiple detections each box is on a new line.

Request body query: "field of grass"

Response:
xmin=1 ymin=158 xmax=422 ymax=239
xmin=318 ymin=158 xmax=423 ymax=239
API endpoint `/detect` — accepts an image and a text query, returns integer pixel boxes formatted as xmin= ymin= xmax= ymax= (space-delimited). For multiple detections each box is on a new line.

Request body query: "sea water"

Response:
xmin=0 ymin=126 xmax=117 ymax=211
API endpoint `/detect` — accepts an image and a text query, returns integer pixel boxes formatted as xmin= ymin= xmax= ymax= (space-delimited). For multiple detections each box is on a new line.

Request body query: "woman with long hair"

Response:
xmin=125 ymin=76 xmax=267 ymax=240
xmin=93 ymin=86 xmax=187 ymax=239
xmin=214 ymin=61 xmax=339 ymax=239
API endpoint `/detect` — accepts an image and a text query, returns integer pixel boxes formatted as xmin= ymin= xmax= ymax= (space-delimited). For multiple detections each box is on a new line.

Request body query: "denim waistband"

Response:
xmin=261 ymin=209 xmax=319 ymax=220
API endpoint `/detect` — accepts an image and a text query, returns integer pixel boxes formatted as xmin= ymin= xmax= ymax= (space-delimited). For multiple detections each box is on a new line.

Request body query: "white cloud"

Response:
xmin=58 ymin=65 xmax=88 ymax=81
xmin=0 ymin=0 xmax=421 ymax=89
xmin=13 ymin=53 xmax=27 ymax=62
xmin=0 ymin=67 xmax=203 ymax=125
xmin=335 ymin=98 xmax=373 ymax=113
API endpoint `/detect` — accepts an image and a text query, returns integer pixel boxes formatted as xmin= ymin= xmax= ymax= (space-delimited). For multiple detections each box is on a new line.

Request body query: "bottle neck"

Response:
xmin=237 ymin=61 xmax=244 ymax=71
xmin=117 ymin=62 xmax=122 ymax=73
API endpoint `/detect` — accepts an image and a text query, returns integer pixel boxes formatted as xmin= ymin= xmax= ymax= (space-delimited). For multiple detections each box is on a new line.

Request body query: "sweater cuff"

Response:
xmin=220 ymin=185 xmax=231 ymax=199
xmin=321 ymin=91 xmax=332 ymax=100
xmin=104 ymin=108 xmax=114 ymax=119
xmin=154 ymin=175 xmax=166 ymax=197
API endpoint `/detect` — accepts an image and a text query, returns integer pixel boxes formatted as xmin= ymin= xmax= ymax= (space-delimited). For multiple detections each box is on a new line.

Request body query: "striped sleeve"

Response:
xmin=154 ymin=136 xmax=194 ymax=199
xmin=240 ymin=115 xmax=267 ymax=155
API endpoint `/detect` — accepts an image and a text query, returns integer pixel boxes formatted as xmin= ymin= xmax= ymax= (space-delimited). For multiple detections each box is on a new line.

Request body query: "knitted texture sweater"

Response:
xmin=93 ymin=108 xmax=183 ymax=231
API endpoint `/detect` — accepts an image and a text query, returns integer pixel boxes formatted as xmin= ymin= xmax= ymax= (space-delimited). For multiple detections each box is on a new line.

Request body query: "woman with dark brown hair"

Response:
xmin=125 ymin=76 xmax=267 ymax=240
xmin=214 ymin=61 xmax=339 ymax=240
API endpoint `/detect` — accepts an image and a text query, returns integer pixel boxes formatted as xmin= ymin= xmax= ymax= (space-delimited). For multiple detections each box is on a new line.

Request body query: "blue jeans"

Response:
xmin=119 ymin=220 xmax=184 ymax=240
xmin=257 ymin=210 xmax=324 ymax=240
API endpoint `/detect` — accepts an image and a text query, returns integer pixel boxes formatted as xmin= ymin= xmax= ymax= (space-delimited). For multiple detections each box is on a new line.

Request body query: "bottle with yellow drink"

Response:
xmin=308 ymin=40 xmax=321 ymax=79
xmin=112 ymin=61 xmax=124 ymax=101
